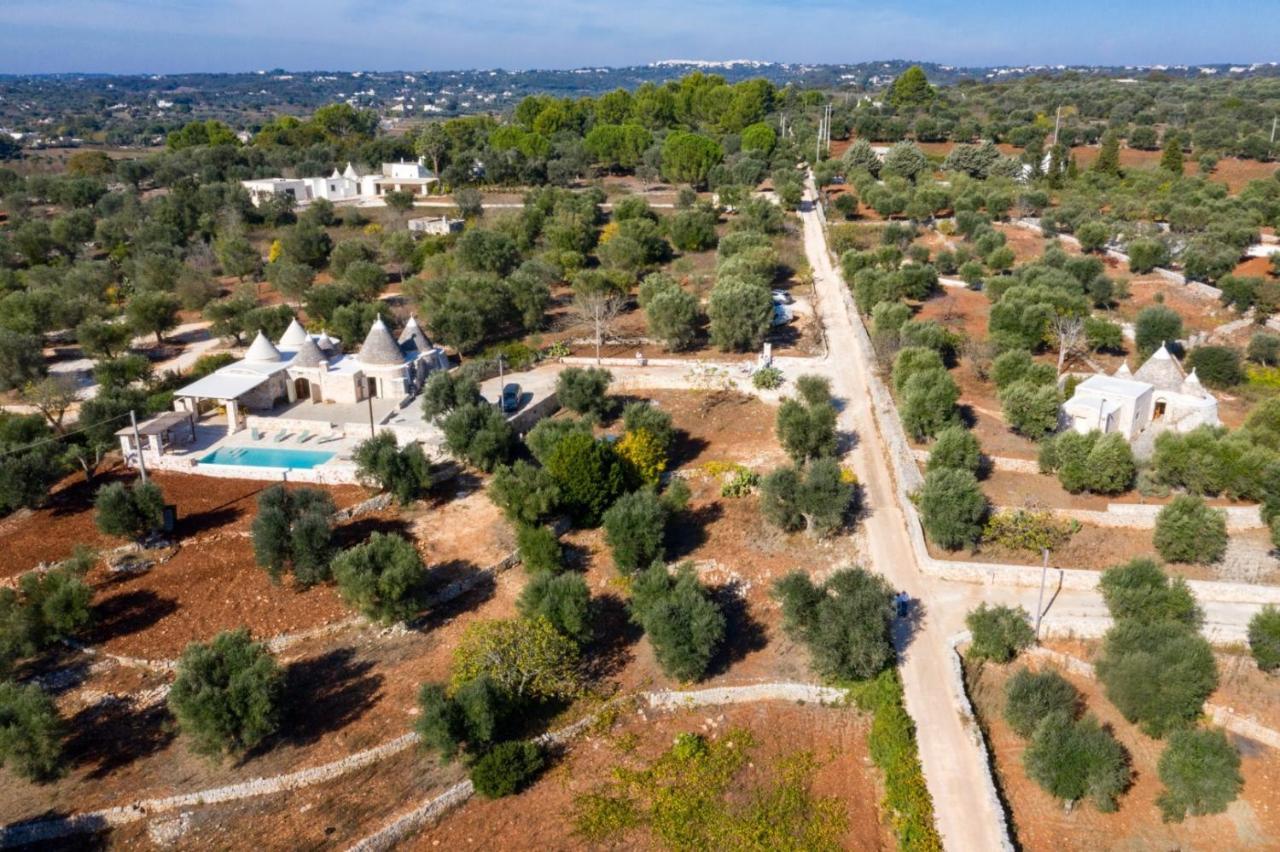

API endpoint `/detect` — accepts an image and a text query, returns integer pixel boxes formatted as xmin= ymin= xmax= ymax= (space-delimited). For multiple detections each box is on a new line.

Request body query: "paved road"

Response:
xmin=796 ymin=181 xmax=1013 ymax=851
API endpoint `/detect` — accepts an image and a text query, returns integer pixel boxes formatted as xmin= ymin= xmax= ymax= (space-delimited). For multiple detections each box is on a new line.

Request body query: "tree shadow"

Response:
xmin=333 ymin=515 xmax=413 ymax=549
xmin=1 ymin=811 xmax=110 ymax=849
xmin=65 ymin=699 xmax=175 ymax=780
xmin=581 ymin=593 xmax=642 ymax=682
xmin=178 ymin=505 xmax=242 ymax=537
xmin=46 ymin=469 xmax=132 ymax=518
xmin=956 ymin=403 xmax=979 ymax=430
xmin=705 ymin=586 xmax=768 ymax=678
xmin=85 ymin=590 xmax=178 ymax=645
xmin=664 ymin=501 xmax=723 ymax=560
xmin=412 ymin=566 xmax=496 ymax=632
xmin=278 ymin=646 xmax=383 ymax=748
xmin=670 ymin=433 xmax=710 ymax=468
xmin=891 ymin=594 xmax=928 ymax=657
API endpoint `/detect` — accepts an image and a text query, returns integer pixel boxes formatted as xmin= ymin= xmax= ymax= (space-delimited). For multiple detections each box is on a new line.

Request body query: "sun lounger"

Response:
xmin=296 ymin=430 xmax=312 ymax=443
xmin=272 ymin=429 xmax=288 ymax=442
xmin=317 ymin=432 xmax=342 ymax=444
xmin=250 ymin=427 xmax=262 ymax=441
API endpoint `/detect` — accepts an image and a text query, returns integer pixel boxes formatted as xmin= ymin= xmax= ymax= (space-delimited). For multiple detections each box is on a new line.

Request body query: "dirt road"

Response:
xmin=798 ymin=180 xmax=1013 ymax=851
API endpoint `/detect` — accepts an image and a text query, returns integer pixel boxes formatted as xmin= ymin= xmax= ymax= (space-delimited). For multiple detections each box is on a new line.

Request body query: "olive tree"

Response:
xmin=772 ymin=566 xmax=895 ymax=681
xmin=331 ymin=532 xmax=430 ymax=624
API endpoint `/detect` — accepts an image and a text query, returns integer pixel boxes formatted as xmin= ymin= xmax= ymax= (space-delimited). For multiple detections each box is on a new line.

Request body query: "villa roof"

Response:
xmin=315 ymin=330 xmax=337 ymax=351
xmin=1074 ymin=374 xmax=1151 ymax=400
xmin=1132 ymin=344 xmax=1186 ymax=391
xmin=244 ymin=331 xmax=283 ymax=362
xmin=278 ymin=317 xmax=310 ymax=348
xmin=398 ymin=315 xmax=432 ymax=353
xmin=358 ymin=317 xmax=407 ymax=365
xmin=175 ymin=370 xmax=271 ymax=401
xmin=291 ymin=335 xmax=327 ymax=368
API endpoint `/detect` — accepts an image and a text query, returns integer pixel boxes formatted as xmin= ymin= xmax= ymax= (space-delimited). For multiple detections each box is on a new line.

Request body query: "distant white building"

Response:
xmin=241 ymin=159 xmax=437 ymax=207
xmin=173 ymin=316 xmax=447 ymax=434
xmin=1061 ymin=344 xmax=1220 ymax=441
xmin=408 ymin=215 xmax=464 ymax=236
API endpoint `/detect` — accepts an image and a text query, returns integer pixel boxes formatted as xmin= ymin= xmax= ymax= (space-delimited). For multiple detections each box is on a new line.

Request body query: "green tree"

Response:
xmin=383 ymin=189 xmax=417 ymax=222
xmin=1134 ymin=306 xmax=1183 ymax=359
xmin=1093 ymin=132 xmax=1122 ymax=177
xmin=1247 ymin=605 xmax=1280 ymax=673
xmin=1154 ymin=495 xmax=1227 ymax=564
xmin=1096 ymin=619 xmax=1218 ymax=737
xmin=517 ymin=524 xmax=564 ymax=575
xmin=331 ymin=532 xmax=430 ymax=624
xmin=965 ymin=603 xmax=1035 ymax=663
xmin=544 ymin=432 xmax=627 ymax=526
xmin=1099 ymin=558 xmax=1201 ymax=626
xmin=707 ymin=278 xmax=773 ymax=351
xmin=1160 ymin=136 xmax=1185 ymax=175
xmin=167 ymin=628 xmax=283 ymax=761
xmin=630 ymin=562 xmax=725 ymax=682
xmin=999 ymin=380 xmax=1061 ymax=439
xmin=556 ymin=367 xmax=613 ymax=418
xmin=94 ymin=480 xmax=165 ymax=540
xmin=881 ymin=142 xmax=929 ymax=182
xmin=775 ymin=377 xmax=838 ymax=462
xmin=1004 ymin=667 xmax=1079 ymax=738
xmin=126 ymin=290 xmax=180 ymax=345
xmin=661 ymin=132 xmax=723 ymax=188
xmin=353 ymin=431 xmax=433 ymax=502
xmin=488 ymin=460 xmax=561 ymax=525
xmin=603 ymin=488 xmax=668 ymax=573
xmin=917 ymin=468 xmax=987 ymax=550
xmin=215 ymin=233 xmax=260 ymax=281
xmin=888 ymin=66 xmax=936 ymax=108
xmin=1156 ymin=727 xmax=1242 ymax=822
xmin=645 ymin=286 xmax=700 ymax=351
xmin=772 ymin=566 xmax=895 ymax=681
xmin=759 ymin=459 xmax=854 ymax=539
xmin=250 ymin=484 xmax=336 ymax=587
xmin=420 ymin=370 xmax=482 ymax=421
xmin=518 ymin=572 xmax=592 ymax=644
xmin=450 ymin=617 xmax=582 ymax=700
xmin=927 ymin=426 xmax=982 ymax=475
xmin=439 ymin=403 xmax=517 ymax=472
xmin=0 ymin=681 xmax=65 ymax=782
xmin=75 ymin=317 xmax=132 ymax=360
xmin=470 ymin=740 xmax=546 ymax=798
xmin=902 ymin=368 xmax=960 ymax=441
xmin=1023 ymin=711 xmax=1130 ymax=812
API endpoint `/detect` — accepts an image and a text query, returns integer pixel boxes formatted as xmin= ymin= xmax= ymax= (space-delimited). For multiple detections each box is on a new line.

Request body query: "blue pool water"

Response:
xmin=200 ymin=446 xmax=336 ymax=469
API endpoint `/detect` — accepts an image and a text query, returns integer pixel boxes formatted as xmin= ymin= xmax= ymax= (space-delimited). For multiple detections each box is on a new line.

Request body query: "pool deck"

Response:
xmin=141 ymin=421 xmax=364 ymax=484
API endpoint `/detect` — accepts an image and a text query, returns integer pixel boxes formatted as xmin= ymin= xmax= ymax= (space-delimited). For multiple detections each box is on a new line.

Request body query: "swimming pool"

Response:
xmin=199 ymin=446 xmax=336 ymax=470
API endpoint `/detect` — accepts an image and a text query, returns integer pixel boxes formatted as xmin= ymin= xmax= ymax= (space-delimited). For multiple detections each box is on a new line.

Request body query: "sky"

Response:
xmin=0 ymin=0 xmax=1273 ymax=75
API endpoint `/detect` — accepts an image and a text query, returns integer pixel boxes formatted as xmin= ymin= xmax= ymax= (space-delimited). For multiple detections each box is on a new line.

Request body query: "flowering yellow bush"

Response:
xmin=616 ymin=428 xmax=667 ymax=486
xmin=266 ymin=239 xmax=283 ymax=264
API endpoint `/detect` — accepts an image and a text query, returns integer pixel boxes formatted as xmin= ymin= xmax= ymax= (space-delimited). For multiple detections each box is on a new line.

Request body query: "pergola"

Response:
xmin=115 ymin=410 xmax=198 ymax=459
xmin=173 ymin=371 xmax=273 ymax=434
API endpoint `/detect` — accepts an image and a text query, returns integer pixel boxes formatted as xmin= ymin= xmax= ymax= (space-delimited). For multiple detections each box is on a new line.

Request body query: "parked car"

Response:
xmin=771 ymin=304 xmax=794 ymax=326
xmin=771 ymin=289 xmax=795 ymax=305
xmin=501 ymin=383 xmax=521 ymax=412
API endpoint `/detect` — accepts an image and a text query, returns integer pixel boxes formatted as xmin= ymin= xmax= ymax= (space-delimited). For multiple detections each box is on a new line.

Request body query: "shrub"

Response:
xmin=707 ymin=278 xmax=773 ymax=351
xmin=0 ymin=560 xmax=94 ymax=677
xmin=251 ymin=485 xmax=336 ymax=587
xmin=516 ymin=524 xmax=564 ymax=575
xmin=1023 ymin=711 xmax=1130 ymax=812
xmin=926 ymin=426 xmax=982 ymax=475
xmin=759 ymin=459 xmax=854 ymax=539
xmin=773 ymin=567 xmax=895 ymax=681
xmin=353 ymin=430 xmax=434 ymax=501
xmin=602 ymin=489 xmax=668 ymax=574
xmin=451 ymin=617 xmax=582 ymax=700
xmin=965 ymin=603 xmax=1035 ymax=663
xmin=94 ymin=480 xmax=165 ymax=540
xmin=470 ymin=740 xmax=546 ymax=798
xmin=1134 ymin=306 xmax=1183 ymax=359
xmin=526 ymin=416 xmax=593 ymax=465
xmin=900 ymin=367 xmax=961 ymax=441
xmin=331 ymin=532 xmax=429 ymax=624
xmin=1156 ymin=727 xmax=1242 ymax=822
xmin=630 ymin=562 xmax=725 ymax=682
xmin=557 ymin=367 xmax=614 ymax=418
xmin=892 ymin=347 xmax=945 ymax=394
xmin=917 ymin=468 xmax=987 ymax=550
xmin=518 ymin=571 xmax=593 ymax=644
xmin=775 ymin=382 xmax=838 ymax=462
xmin=544 ymin=432 xmax=628 ymax=526
xmin=439 ymin=403 xmax=517 ymax=472
xmin=1085 ymin=317 xmax=1124 ymax=352
xmin=1099 ymin=558 xmax=1201 ymax=626
xmin=416 ymin=677 xmax=509 ymax=760
xmin=1247 ymin=332 xmax=1280 ymax=366
xmin=0 ymin=681 xmax=65 ymax=782
xmin=1004 ymin=667 xmax=1079 ymax=738
xmin=752 ymin=366 xmax=783 ymax=390
xmin=488 ymin=460 xmax=561 ymax=525
xmin=615 ymin=428 xmax=668 ymax=486
xmin=421 ymin=370 xmax=482 ymax=420
xmin=1186 ymin=346 xmax=1244 ymax=388
xmin=990 ymin=349 xmax=1056 ymax=389
xmin=1096 ymin=619 xmax=1218 ymax=737
xmin=1248 ymin=605 xmax=1280 ymax=673
xmin=999 ymin=380 xmax=1060 ymax=440
xmin=167 ymin=628 xmax=283 ymax=760
xmin=621 ymin=402 xmax=676 ymax=453
xmin=645 ymin=287 xmax=700 ymax=351
xmin=983 ymin=509 xmax=1077 ymax=553
xmin=1154 ymin=495 xmax=1227 ymax=564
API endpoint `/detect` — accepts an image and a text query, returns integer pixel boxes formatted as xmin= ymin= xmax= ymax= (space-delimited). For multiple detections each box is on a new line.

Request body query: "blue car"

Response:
xmin=501 ymin=383 xmax=521 ymax=412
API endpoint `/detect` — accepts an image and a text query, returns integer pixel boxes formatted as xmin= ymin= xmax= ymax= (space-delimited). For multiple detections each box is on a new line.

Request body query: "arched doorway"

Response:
xmin=294 ymin=377 xmax=311 ymax=401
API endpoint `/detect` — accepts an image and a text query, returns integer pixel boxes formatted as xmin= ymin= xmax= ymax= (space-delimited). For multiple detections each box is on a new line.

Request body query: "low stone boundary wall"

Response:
xmin=912 ymin=448 xmax=1039 ymax=474
xmin=988 ymin=502 xmax=1265 ymax=532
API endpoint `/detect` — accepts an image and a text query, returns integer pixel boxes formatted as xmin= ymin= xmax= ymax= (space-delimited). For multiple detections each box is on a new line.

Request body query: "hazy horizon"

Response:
xmin=0 ymin=0 xmax=1274 ymax=76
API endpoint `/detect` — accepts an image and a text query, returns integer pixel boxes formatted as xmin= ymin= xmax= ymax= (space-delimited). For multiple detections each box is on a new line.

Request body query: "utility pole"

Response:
xmin=1034 ymin=547 xmax=1049 ymax=637
xmin=496 ymin=354 xmax=505 ymax=410
xmin=367 ymin=393 xmax=375 ymax=438
xmin=1053 ymin=105 xmax=1062 ymax=147
xmin=129 ymin=409 xmax=148 ymax=484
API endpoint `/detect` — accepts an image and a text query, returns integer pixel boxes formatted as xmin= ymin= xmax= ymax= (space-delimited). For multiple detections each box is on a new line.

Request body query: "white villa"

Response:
xmin=1061 ymin=344 xmax=1220 ymax=441
xmin=242 ymin=159 xmax=437 ymax=207
xmin=171 ymin=316 xmax=448 ymax=434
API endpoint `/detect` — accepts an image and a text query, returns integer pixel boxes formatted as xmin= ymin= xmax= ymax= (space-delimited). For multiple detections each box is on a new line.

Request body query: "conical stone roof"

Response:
xmin=358 ymin=317 xmax=406 ymax=365
xmin=244 ymin=330 xmax=283 ymax=362
xmin=291 ymin=335 xmax=326 ymax=368
xmin=1133 ymin=343 xmax=1185 ymax=391
xmin=278 ymin=317 xmax=309 ymax=348
xmin=398 ymin=315 xmax=431 ymax=353
xmin=315 ymin=330 xmax=337 ymax=352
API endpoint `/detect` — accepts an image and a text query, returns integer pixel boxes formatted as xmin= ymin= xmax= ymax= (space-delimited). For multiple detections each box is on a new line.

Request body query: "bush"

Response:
xmin=983 ymin=508 xmax=1078 ymax=553
xmin=901 ymin=368 xmax=960 ymax=441
xmin=518 ymin=571 xmax=593 ymax=644
xmin=470 ymin=740 xmax=546 ymax=798
xmin=1156 ymin=727 xmax=1242 ymax=822
xmin=0 ymin=559 xmax=94 ymax=677
xmin=526 ymin=416 xmax=593 ymax=465
xmin=965 ymin=603 xmax=1034 ymax=663
xmin=1096 ymin=619 xmax=1218 ymax=737
xmin=1023 ymin=711 xmax=1130 ymax=812
xmin=0 ymin=681 xmax=65 ymax=782
xmin=331 ymin=532 xmax=429 ymax=624
xmin=645 ymin=287 xmax=700 ymax=351
xmin=557 ymin=367 xmax=613 ymax=418
xmin=621 ymin=402 xmax=675 ymax=453
xmin=1134 ymin=306 xmax=1183 ymax=359
xmin=707 ymin=278 xmax=773 ymax=351
xmin=353 ymin=430 xmax=433 ymax=501
xmin=1004 ymin=667 xmax=1079 ymax=738
xmin=488 ymin=460 xmax=561 ymax=525
xmin=892 ymin=347 xmax=945 ymax=394
xmin=775 ymin=379 xmax=838 ymax=462
xmin=1099 ymin=558 xmax=1201 ymax=626
xmin=1040 ymin=430 xmax=1137 ymax=494
xmin=1154 ymin=495 xmax=1227 ymax=564
xmin=251 ymin=485 xmax=335 ymax=587
xmin=602 ymin=489 xmax=667 ymax=574
xmin=451 ymin=617 xmax=582 ymax=700
xmin=773 ymin=566 xmax=895 ymax=681
xmin=759 ymin=459 xmax=854 ymax=538
xmin=917 ymin=468 xmax=987 ymax=550
xmin=1247 ymin=332 xmax=1280 ymax=366
xmin=421 ymin=370 xmax=482 ymax=420
xmin=1248 ymin=605 xmax=1280 ymax=673
xmin=167 ymin=628 xmax=283 ymax=760
xmin=440 ymin=403 xmax=517 ymax=472
xmin=990 ymin=350 xmax=1056 ymax=390
xmin=544 ymin=432 xmax=628 ymax=526
xmin=630 ymin=562 xmax=725 ymax=682
xmin=517 ymin=524 xmax=564 ymax=575
xmin=94 ymin=480 xmax=165 ymax=540
xmin=416 ymin=677 xmax=509 ymax=760
xmin=752 ymin=366 xmax=783 ymax=390
xmin=926 ymin=426 xmax=982 ymax=475
xmin=999 ymin=380 xmax=1060 ymax=440
xmin=1185 ymin=346 xmax=1244 ymax=389
xmin=615 ymin=428 xmax=668 ymax=486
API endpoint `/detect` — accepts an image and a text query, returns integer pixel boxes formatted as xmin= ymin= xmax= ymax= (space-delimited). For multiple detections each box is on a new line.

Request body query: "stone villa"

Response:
xmin=241 ymin=160 xmax=437 ymax=207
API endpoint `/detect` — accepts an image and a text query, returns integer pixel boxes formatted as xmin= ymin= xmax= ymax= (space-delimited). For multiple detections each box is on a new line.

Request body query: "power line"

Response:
xmin=0 ymin=410 xmax=133 ymax=460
